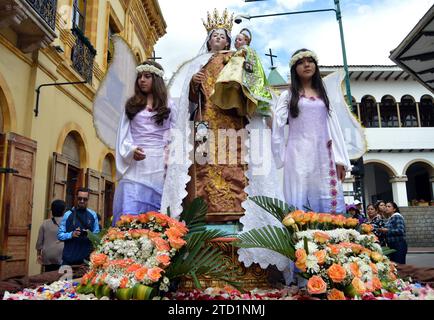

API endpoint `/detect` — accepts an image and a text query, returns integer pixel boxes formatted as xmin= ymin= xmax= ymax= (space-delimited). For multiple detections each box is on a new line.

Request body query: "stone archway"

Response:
xmin=404 ymin=160 xmax=434 ymax=206
xmin=363 ymin=161 xmax=396 ymax=204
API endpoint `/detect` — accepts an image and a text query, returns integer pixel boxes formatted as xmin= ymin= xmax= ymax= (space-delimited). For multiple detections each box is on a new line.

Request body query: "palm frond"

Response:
xmin=179 ymin=197 xmax=208 ymax=230
xmin=185 ymin=229 xmax=229 ymax=250
xmin=249 ymin=196 xmax=291 ymax=221
xmin=235 ymin=225 xmax=295 ymax=260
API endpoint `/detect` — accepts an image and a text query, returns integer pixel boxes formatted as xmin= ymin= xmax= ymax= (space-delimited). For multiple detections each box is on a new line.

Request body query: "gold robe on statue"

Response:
xmin=185 ymin=51 xmax=248 ymax=222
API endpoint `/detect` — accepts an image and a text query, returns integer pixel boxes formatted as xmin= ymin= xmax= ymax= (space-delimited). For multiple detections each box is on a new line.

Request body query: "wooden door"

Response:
xmin=48 ymin=152 xmax=68 ymax=205
xmin=85 ymin=168 xmax=102 ymax=218
xmin=0 ymin=133 xmax=36 ymax=280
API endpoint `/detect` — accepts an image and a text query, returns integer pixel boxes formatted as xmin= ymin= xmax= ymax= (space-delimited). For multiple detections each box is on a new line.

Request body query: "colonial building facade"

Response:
xmin=0 ymin=0 xmax=166 ymax=278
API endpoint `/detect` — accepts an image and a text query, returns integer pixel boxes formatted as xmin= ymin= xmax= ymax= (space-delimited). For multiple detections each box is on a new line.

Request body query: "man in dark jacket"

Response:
xmin=57 ymin=188 xmax=100 ymax=265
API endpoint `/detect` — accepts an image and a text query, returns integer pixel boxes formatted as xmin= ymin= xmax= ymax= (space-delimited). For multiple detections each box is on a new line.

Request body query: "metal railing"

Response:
xmin=25 ymin=0 xmax=57 ymax=31
xmin=71 ymin=27 xmax=96 ymax=84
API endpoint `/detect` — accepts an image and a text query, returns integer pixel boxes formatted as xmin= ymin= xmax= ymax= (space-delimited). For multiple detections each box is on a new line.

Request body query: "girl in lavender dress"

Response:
xmin=113 ymin=60 xmax=177 ymax=224
xmin=272 ymin=49 xmax=351 ymax=213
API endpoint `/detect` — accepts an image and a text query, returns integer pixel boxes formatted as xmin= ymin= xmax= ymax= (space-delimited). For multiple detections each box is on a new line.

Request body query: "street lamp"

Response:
xmin=235 ymin=0 xmax=352 ymax=106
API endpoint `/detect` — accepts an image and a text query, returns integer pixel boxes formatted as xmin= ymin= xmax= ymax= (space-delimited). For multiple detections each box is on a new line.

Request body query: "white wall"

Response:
xmin=365 ymin=128 xmax=434 ymax=150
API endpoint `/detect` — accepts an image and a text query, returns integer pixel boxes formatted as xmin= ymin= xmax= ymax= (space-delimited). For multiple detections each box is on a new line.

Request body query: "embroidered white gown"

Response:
xmin=271 ymin=91 xmax=351 ymax=213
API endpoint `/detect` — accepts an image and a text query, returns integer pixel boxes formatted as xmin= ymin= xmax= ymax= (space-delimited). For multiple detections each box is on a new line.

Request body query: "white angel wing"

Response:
xmin=323 ymin=70 xmax=367 ymax=159
xmin=93 ymin=35 xmax=137 ymax=149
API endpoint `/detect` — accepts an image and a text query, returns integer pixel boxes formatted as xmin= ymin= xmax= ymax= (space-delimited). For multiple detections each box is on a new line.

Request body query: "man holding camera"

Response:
xmin=57 ymin=188 xmax=100 ymax=266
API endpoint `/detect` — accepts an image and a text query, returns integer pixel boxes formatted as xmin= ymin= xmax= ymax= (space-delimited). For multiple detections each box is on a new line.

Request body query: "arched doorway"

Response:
xmin=405 ymin=161 xmax=433 ymax=206
xmin=360 ymin=95 xmax=379 ymax=128
xmin=364 ymin=162 xmax=394 ymax=203
xmin=61 ymin=131 xmax=86 ymax=209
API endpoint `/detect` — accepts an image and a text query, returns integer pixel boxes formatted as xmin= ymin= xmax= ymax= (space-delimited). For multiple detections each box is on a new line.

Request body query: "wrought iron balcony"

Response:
xmin=71 ymin=27 xmax=96 ymax=84
xmin=0 ymin=0 xmax=57 ymax=52
xmin=25 ymin=0 xmax=56 ymax=31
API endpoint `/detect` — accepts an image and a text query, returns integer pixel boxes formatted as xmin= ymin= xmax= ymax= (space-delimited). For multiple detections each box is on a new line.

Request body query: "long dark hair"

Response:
xmin=386 ymin=201 xmax=400 ymax=213
xmin=289 ymin=48 xmax=330 ymax=118
xmin=206 ymin=29 xmax=231 ymax=51
xmin=125 ymin=60 xmax=169 ymax=125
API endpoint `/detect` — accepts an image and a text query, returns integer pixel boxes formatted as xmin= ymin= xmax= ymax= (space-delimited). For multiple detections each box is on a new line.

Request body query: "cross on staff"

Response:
xmin=265 ymin=48 xmax=277 ymax=69
xmin=149 ymin=50 xmax=162 ymax=61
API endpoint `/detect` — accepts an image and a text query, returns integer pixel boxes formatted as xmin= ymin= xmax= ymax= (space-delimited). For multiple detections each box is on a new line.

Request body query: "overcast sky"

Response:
xmin=154 ymin=0 xmax=433 ymax=81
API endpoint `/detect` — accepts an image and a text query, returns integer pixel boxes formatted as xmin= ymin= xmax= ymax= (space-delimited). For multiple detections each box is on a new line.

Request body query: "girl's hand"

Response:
xmin=336 ymin=164 xmax=346 ymax=182
xmin=133 ymin=147 xmax=146 ymax=161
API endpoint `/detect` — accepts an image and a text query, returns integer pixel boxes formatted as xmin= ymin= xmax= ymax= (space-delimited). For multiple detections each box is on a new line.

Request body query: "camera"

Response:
xmin=80 ymin=229 xmax=88 ymax=237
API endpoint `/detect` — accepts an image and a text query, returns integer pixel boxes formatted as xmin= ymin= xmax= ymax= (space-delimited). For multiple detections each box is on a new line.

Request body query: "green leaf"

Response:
xmin=179 ymin=197 xmax=208 ymax=229
xmin=381 ymin=246 xmax=397 ymax=256
xmin=235 ymin=225 xmax=295 ymax=260
xmin=249 ymin=196 xmax=291 ymax=221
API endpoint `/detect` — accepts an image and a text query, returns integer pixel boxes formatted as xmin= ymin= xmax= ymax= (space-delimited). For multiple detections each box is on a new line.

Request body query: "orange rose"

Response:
xmin=361 ymin=223 xmax=374 ymax=234
xmin=307 ymin=276 xmax=327 ymax=295
xmin=168 ymin=221 xmax=189 ymax=235
xmin=165 ymin=227 xmax=183 ymax=239
xmin=314 ymin=250 xmax=327 ymax=265
xmin=147 ymin=267 xmax=163 ymax=282
xmin=370 ymin=251 xmax=383 ymax=263
xmin=157 ymin=254 xmax=171 ymax=268
xmin=282 ymin=214 xmax=295 ymax=227
xmin=345 ymin=218 xmax=359 ymax=228
xmin=295 ymin=260 xmax=307 ymax=272
xmin=134 ymin=267 xmax=148 ymax=281
xmin=313 ymin=231 xmax=330 ymax=244
xmin=120 ymin=277 xmax=129 ymax=288
xmin=372 ymin=277 xmax=382 ymax=290
xmin=126 ymin=264 xmax=142 ymax=273
xmin=350 ymin=262 xmax=362 ymax=278
xmin=137 ymin=214 xmax=150 ymax=224
xmin=169 ymin=237 xmax=187 ymax=250
xmin=90 ymin=253 xmax=108 ymax=267
xmin=318 ymin=213 xmax=333 ymax=224
xmin=370 ymin=262 xmax=378 ymax=274
xmin=351 ymin=244 xmax=363 ymax=254
xmin=291 ymin=210 xmax=306 ymax=224
xmin=351 ymin=277 xmax=366 ymax=295
xmin=328 ymin=244 xmax=341 ymax=255
xmin=152 ymin=238 xmax=171 ymax=251
xmin=327 ymin=288 xmax=346 ymax=300
xmin=309 ymin=213 xmax=319 ymax=223
xmin=327 ymin=264 xmax=347 ymax=283
xmin=295 ymin=248 xmax=307 ymax=263
xmin=148 ymin=231 xmax=162 ymax=239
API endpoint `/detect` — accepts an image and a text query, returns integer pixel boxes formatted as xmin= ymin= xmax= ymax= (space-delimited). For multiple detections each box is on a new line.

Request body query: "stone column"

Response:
xmin=389 ymin=175 xmax=409 ymax=207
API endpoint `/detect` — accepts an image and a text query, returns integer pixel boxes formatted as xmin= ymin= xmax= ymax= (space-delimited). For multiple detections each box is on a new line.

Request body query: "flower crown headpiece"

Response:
xmin=136 ymin=64 xmax=164 ymax=78
xmin=289 ymin=50 xmax=319 ymax=67
xmin=202 ymin=8 xmax=234 ymax=33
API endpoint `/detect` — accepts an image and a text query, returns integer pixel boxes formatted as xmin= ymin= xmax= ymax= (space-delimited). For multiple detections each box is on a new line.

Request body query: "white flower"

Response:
xmin=305 ymin=255 xmax=320 ymax=273
xmin=295 ymin=240 xmax=318 ymax=253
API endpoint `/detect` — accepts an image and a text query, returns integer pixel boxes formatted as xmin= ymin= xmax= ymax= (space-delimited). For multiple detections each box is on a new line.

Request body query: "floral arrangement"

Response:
xmin=77 ymin=211 xmax=189 ymax=299
xmin=236 ymin=196 xmax=399 ymax=300
xmin=77 ymin=198 xmax=238 ymax=300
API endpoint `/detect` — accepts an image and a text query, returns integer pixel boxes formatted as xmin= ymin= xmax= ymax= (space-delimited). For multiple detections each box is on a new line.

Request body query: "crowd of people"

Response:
xmin=346 ymin=199 xmax=408 ymax=264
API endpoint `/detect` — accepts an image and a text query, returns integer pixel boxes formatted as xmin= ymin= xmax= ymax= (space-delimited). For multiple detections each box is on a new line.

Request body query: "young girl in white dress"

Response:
xmin=272 ymin=49 xmax=351 ymax=213
xmin=113 ymin=60 xmax=177 ymax=224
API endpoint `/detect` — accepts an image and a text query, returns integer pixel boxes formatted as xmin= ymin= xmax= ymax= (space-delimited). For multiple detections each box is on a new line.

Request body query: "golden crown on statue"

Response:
xmin=202 ymin=8 xmax=234 ymax=33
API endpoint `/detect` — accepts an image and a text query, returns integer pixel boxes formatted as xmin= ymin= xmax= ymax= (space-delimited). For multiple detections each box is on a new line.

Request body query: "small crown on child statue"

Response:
xmin=202 ymin=8 xmax=234 ymax=33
